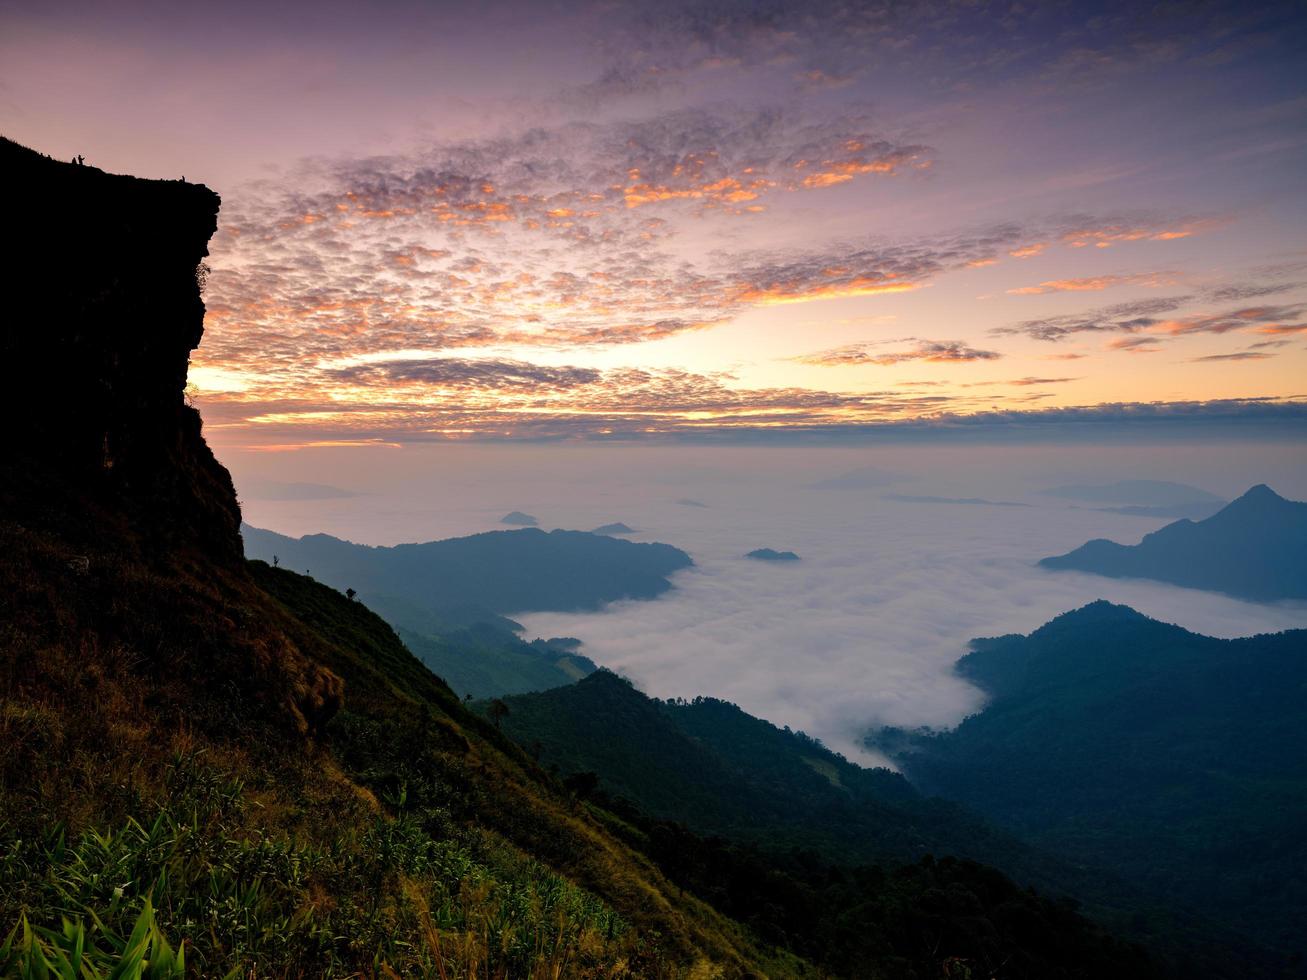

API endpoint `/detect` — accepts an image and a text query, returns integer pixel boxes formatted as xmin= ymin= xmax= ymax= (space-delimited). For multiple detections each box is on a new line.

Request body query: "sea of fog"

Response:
xmin=233 ymin=441 xmax=1307 ymax=765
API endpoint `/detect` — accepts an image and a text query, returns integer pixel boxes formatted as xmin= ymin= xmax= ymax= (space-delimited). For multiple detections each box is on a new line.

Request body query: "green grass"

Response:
xmin=2 ymin=753 xmax=641 ymax=977
xmin=2 ymin=900 xmax=184 ymax=979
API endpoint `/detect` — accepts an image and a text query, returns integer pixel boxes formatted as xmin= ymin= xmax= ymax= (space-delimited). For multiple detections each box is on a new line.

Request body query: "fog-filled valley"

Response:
xmin=234 ymin=441 xmax=1307 ymax=763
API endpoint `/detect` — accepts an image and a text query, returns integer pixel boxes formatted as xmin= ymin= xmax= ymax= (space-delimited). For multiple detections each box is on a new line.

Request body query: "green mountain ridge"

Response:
xmin=489 ymin=670 xmax=1291 ymax=977
xmin=241 ymin=523 xmax=693 ymax=622
xmin=241 ymin=522 xmax=693 ymax=697
xmin=871 ymin=599 xmax=1307 ymax=960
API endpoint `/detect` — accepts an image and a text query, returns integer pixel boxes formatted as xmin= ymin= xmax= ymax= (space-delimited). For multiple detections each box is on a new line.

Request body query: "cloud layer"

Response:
xmin=499 ymin=446 xmax=1307 ymax=762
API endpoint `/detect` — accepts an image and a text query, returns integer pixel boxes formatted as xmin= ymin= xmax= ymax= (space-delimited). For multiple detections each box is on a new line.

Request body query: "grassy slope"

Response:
xmin=0 ymin=498 xmax=799 ymax=977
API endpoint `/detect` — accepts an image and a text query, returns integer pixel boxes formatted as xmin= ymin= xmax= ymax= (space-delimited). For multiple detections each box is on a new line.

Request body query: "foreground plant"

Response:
xmin=0 ymin=898 xmax=185 ymax=979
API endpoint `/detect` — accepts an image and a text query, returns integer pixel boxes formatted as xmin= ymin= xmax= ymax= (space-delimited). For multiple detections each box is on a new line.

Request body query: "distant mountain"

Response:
xmin=1039 ymin=479 xmax=1224 ymax=506
xmin=241 ymin=523 xmax=689 ymax=697
xmin=243 ymin=524 xmax=692 ymax=626
xmin=1039 ymin=484 xmax=1307 ymax=600
xmin=401 ymin=626 xmax=595 ymax=699
xmin=885 ymin=494 xmax=1030 ymax=508
xmin=810 ymin=466 xmax=907 ymax=490
xmin=1091 ymin=501 xmax=1226 ymax=520
xmin=746 ymin=548 xmax=800 ymax=561
xmin=870 ymin=601 xmax=1307 ymax=955
xmin=676 ymin=498 xmax=709 ymax=507
xmin=591 ymin=522 xmax=635 ymax=535
xmin=500 ymin=510 xmax=538 ymax=526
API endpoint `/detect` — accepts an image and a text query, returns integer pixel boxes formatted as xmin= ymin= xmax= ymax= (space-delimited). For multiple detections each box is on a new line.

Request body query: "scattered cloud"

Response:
xmin=1007 ymin=272 xmax=1175 ymax=295
xmin=1056 ymin=216 xmax=1219 ymax=248
xmin=1191 ymin=351 xmax=1274 ymax=362
xmin=330 ymin=357 xmax=603 ymax=390
xmin=796 ymin=339 xmax=1002 ymax=366
xmin=1154 ymin=304 xmax=1307 ymax=337
xmin=998 ymin=296 xmax=1307 ymax=360
xmin=1207 ymin=281 xmax=1302 ymax=302
xmin=996 ymin=296 xmax=1189 ymax=341
xmin=1108 ymin=336 xmax=1168 ymax=353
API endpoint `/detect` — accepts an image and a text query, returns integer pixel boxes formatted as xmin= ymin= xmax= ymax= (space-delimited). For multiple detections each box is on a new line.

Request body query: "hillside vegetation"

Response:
xmin=241 ymin=522 xmax=695 ymax=697
xmin=873 ymin=601 xmax=1307 ymax=959
xmin=494 ymin=669 xmax=1302 ymax=978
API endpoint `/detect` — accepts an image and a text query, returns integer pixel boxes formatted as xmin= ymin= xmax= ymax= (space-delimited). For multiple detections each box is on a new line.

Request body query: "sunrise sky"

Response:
xmin=4 ymin=0 xmax=1306 ymax=453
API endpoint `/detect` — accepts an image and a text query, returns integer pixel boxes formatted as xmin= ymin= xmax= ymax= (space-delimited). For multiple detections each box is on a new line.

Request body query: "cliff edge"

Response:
xmin=1 ymin=136 xmax=240 ymax=560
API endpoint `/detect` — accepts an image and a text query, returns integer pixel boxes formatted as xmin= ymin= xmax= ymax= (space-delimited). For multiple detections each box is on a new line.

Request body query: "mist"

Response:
xmin=230 ymin=439 xmax=1307 ymax=764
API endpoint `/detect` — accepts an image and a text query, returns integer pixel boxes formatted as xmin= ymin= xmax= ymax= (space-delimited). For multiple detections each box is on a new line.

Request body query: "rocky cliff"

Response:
xmin=0 ymin=136 xmax=339 ymax=742
xmin=1 ymin=136 xmax=240 ymax=560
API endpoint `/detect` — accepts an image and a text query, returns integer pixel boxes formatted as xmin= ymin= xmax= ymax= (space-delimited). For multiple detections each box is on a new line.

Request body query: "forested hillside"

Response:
xmin=491 ymin=671 xmax=1292 ymax=977
xmin=872 ymin=601 xmax=1307 ymax=958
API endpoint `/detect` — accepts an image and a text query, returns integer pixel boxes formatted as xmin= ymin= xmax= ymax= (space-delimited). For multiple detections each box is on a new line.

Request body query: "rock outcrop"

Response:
xmin=2 ymin=136 xmax=240 ymax=560
xmin=0 ymin=136 xmax=338 ymax=739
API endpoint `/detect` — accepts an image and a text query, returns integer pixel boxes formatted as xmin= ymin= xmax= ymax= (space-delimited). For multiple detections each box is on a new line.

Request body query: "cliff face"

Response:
xmin=1 ymin=136 xmax=241 ymax=560
xmin=0 ymin=136 xmax=340 ymax=740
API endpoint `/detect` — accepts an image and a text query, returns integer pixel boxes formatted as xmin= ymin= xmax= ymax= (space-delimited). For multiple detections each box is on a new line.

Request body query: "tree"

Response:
xmin=345 ymin=588 xmax=357 ymax=601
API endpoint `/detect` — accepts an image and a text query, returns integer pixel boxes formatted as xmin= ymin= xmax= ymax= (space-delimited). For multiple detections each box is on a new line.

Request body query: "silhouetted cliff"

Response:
xmin=0 ymin=136 xmax=339 ymax=741
xmin=1 ymin=136 xmax=240 ymax=560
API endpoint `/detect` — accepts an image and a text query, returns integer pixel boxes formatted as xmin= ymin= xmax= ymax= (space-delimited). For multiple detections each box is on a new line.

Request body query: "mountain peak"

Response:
xmin=1234 ymin=483 xmax=1283 ymax=504
xmin=1051 ymin=600 xmax=1148 ymax=627
xmin=1040 ymin=481 xmax=1307 ymax=600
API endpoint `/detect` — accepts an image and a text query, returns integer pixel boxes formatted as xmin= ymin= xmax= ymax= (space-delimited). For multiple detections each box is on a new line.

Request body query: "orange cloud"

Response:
xmin=1060 ymin=218 xmax=1217 ymax=248
xmin=1108 ymin=336 xmax=1166 ymax=353
xmin=624 ymin=171 xmax=774 ymax=208
xmin=794 ymin=141 xmax=929 ymax=188
xmin=245 ymin=439 xmax=404 ymax=453
xmin=1152 ymin=305 xmax=1306 ymax=336
xmin=1007 ymin=272 xmax=1174 ymax=295
xmin=796 ymin=339 xmax=1001 ymax=366
xmin=736 ymin=278 xmax=921 ymax=306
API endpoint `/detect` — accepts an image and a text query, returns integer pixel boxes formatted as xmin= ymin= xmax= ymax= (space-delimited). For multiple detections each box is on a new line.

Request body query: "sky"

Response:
xmin=4 ymin=0 xmax=1307 ymax=461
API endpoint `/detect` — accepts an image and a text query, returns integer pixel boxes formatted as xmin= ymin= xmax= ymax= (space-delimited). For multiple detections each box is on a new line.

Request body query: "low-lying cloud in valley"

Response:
xmin=232 ymin=442 xmax=1307 ymax=766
